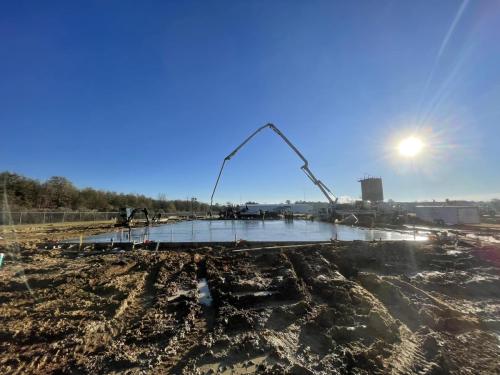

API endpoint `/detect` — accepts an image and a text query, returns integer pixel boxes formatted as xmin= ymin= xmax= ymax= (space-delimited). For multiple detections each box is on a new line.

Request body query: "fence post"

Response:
xmin=43 ymin=212 xmax=46 ymax=224
xmin=62 ymin=212 xmax=66 ymax=223
xmin=79 ymin=212 xmax=82 ymax=222
xmin=19 ymin=212 xmax=23 ymax=225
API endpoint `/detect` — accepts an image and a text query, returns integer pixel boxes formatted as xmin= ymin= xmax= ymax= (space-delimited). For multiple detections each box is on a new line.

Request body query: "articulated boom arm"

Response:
xmin=209 ymin=123 xmax=337 ymax=213
xmin=129 ymin=208 xmax=150 ymax=225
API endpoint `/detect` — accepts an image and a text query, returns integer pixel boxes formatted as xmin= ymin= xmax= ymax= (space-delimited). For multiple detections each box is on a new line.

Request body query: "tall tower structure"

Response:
xmin=359 ymin=177 xmax=384 ymax=202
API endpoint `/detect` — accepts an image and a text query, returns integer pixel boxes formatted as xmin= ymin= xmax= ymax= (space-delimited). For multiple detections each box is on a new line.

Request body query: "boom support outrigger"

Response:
xmin=209 ymin=123 xmax=338 ymax=217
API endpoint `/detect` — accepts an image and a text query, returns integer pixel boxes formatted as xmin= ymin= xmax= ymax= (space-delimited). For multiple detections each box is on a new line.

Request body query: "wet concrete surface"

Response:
xmin=82 ymin=220 xmax=428 ymax=243
xmin=1 ymin=240 xmax=499 ymax=374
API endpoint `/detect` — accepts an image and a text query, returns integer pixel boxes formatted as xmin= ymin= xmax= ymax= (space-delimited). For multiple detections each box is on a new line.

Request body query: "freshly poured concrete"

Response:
xmin=81 ymin=219 xmax=427 ymax=243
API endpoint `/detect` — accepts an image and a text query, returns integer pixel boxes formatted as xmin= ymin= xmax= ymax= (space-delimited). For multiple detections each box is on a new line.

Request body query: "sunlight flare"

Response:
xmin=398 ymin=136 xmax=424 ymax=158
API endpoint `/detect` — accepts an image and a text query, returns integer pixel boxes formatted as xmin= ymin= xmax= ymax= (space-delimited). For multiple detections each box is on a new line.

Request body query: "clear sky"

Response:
xmin=1 ymin=0 xmax=499 ymax=203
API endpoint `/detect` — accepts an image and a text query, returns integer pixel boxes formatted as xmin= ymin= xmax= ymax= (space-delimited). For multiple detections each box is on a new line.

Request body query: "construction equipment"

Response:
xmin=115 ymin=207 xmax=150 ymax=227
xmin=209 ymin=123 xmax=338 ymax=220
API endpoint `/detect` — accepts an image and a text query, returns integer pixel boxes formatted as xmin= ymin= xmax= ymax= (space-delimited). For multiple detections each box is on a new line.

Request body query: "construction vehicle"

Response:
xmin=115 ymin=207 xmax=150 ymax=227
xmin=209 ymin=123 xmax=339 ymax=221
xmin=218 ymin=205 xmax=240 ymax=220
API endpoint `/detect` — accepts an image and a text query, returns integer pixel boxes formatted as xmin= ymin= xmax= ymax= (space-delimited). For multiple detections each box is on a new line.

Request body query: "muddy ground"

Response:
xmin=1 ymin=238 xmax=500 ymax=374
xmin=0 ymin=221 xmax=117 ymax=247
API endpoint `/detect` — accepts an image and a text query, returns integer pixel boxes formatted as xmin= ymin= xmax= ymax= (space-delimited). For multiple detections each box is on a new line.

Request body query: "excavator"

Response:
xmin=209 ymin=123 xmax=339 ymax=221
xmin=115 ymin=208 xmax=164 ymax=227
xmin=115 ymin=207 xmax=150 ymax=227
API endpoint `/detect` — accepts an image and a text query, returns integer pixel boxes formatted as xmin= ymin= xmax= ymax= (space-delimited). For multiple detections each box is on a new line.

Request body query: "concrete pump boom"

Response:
xmin=209 ymin=123 xmax=338 ymax=214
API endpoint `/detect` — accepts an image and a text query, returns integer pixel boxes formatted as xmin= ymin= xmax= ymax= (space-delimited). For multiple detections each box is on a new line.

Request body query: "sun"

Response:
xmin=398 ymin=136 xmax=424 ymax=157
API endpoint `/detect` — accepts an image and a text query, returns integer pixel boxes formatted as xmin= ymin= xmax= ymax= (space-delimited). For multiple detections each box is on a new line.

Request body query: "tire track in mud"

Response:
xmin=112 ymin=259 xmax=166 ymax=356
xmin=75 ymin=254 xmax=202 ymax=373
xmin=285 ymin=248 xmax=439 ymax=374
xmin=385 ymin=326 xmax=436 ymax=374
xmin=80 ymin=258 xmax=165 ymax=355
xmin=354 ymin=272 xmax=487 ymax=374
xmin=4 ymin=242 xmax=500 ymax=374
xmin=190 ymin=251 xmax=310 ymax=374
xmin=282 ymin=251 xmax=314 ymax=304
xmin=276 ymin=251 xmax=355 ymax=373
xmin=356 ymin=273 xmax=422 ymax=332
xmin=163 ymin=314 xmax=209 ymax=374
xmin=159 ymin=258 xmax=215 ymax=374
xmin=346 ymin=273 xmax=439 ymax=373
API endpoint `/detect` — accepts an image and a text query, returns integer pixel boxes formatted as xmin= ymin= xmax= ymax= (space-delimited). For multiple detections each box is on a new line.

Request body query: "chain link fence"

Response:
xmin=0 ymin=211 xmax=208 ymax=225
xmin=0 ymin=211 xmax=118 ymax=225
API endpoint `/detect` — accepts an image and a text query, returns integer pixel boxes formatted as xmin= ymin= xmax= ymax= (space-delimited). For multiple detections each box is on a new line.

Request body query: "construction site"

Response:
xmin=1 ymin=224 xmax=500 ymax=374
xmin=1 ymin=123 xmax=500 ymax=374
xmin=4 ymin=0 xmax=500 ymax=373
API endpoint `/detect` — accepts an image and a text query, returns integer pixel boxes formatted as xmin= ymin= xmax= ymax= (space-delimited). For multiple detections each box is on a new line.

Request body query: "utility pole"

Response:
xmin=191 ymin=197 xmax=197 ymax=218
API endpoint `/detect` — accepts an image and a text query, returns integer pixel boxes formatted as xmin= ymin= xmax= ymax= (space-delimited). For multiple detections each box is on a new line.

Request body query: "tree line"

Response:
xmin=1 ymin=172 xmax=212 ymax=212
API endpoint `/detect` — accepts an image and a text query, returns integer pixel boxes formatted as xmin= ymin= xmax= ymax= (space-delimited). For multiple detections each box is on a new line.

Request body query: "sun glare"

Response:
xmin=398 ymin=136 xmax=424 ymax=157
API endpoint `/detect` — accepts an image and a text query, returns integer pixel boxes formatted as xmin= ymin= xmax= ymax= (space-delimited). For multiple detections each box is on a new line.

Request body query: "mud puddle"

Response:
xmin=197 ymin=278 xmax=213 ymax=306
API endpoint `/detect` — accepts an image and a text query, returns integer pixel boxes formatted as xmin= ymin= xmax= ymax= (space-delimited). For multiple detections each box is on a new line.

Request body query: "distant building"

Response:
xmin=399 ymin=200 xmax=478 ymax=214
xmin=415 ymin=206 xmax=480 ymax=225
xmin=359 ymin=177 xmax=384 ymax=202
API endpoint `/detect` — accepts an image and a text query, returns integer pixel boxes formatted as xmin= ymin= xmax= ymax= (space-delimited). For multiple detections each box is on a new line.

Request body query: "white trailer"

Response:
xmin=415 ymin=206 xmax=480 ymax=225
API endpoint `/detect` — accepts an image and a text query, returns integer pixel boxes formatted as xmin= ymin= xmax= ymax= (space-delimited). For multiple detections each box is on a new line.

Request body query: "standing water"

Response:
xmin=79 ymin=219 xmax=427 ymax=242
xmin=197 ymin=278 xmax=213 ymax=306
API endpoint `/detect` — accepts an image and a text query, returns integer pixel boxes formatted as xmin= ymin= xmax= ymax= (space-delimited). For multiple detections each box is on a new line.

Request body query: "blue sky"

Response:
xmin=1 ymin=0 xmax=499 ymax=203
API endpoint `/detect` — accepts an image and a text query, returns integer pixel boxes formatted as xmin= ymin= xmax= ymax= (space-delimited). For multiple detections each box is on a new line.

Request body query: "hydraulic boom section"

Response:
xmin=209 ymin=123 xmax=338 ymax=216
xmin=115 ymin=207 xmax=150 ymax=227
